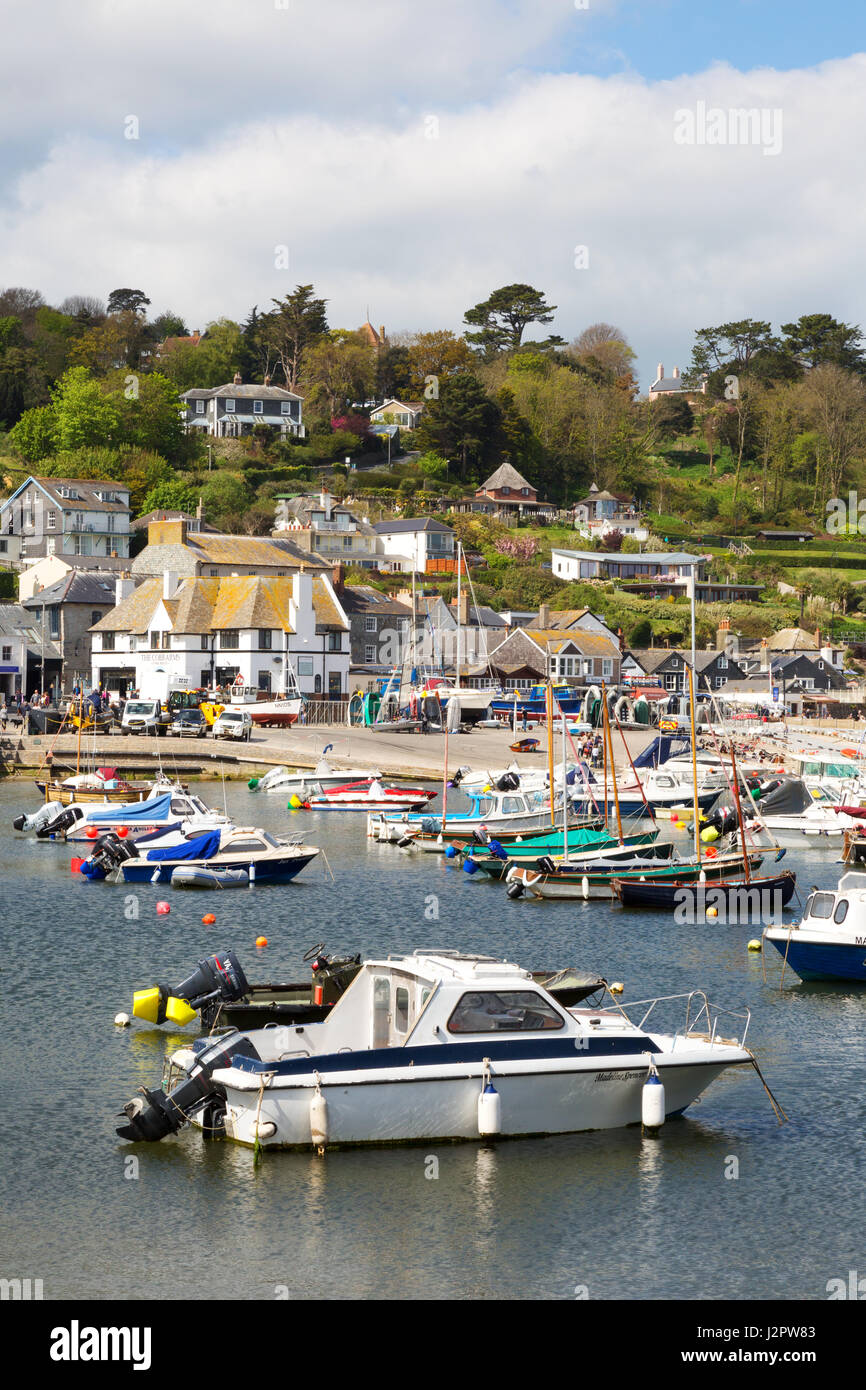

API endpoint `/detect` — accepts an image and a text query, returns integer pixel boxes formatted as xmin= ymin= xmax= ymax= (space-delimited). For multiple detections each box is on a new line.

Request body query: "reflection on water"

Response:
xmin=0 ymin=781 xmax=863 ymax=1300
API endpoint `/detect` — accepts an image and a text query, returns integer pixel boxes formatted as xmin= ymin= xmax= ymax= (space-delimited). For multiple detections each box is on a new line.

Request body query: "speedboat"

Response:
xmin=304 ymin=779 xmax=436 ymax=812
xmin=29 ymin=788 xmax=231 ymax=843
xmin=100 ymin=824 xmax=320 ymax=886
xmin=248 ymin=748 xmax=382 ymax=795
xmin=115 ymin=949 xmax=755 ymax=1148
xmin=367 ymin=784 xmax=581 ymax=841
xmin=764 ymin=874 xmax=866 ymax=981
xmin=747 ymin=777 xmax=864 ymax=846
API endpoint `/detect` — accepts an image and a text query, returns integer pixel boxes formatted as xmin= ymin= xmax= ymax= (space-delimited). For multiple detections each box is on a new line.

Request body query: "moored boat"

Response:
xmin=764 ymin=874 xmax=866 ymax=981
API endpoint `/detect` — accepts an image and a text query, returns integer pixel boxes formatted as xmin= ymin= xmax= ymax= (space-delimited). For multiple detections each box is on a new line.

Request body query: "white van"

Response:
xmin=212 ymin=709 xmax=254 ymax=741
xmin=122 ymin=699 xmax=168 ymax=735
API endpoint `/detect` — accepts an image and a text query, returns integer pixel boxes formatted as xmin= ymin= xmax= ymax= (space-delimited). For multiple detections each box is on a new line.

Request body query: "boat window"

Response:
xmin=229 ymin=839 xmax=266 ymax=854
xmin=656 ymin=776 xmax=673 ymax=787
xmin=394 ymin=986 xmax=410 ymax=1033
xmin=833 ymin=899 xmax=849 ymax=924
xmin=501 ymin=797 xmax=523 ymax=814
xmin=448 ymin=991 xmax=564 ymax=1033
xmin=809 ymin=892 xmax=835 ymax=919
xmin=170 ymin=799 xmax=188 ymax=814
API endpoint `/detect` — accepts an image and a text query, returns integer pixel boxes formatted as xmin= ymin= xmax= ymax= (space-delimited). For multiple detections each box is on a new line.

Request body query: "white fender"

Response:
xmin=310 ymin=1084 xmax=328 ymax=1148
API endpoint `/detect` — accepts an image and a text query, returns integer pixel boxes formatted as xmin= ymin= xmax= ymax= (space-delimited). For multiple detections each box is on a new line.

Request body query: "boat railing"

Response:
xmin=609 ymin=989 xmax=751 ymax=1049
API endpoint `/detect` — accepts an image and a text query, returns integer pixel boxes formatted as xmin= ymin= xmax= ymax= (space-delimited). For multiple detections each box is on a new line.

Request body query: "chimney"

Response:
xmin=233 ymin=372 xmax=242 ymax=385
xmin=331 ymin=563 xmax=345 ymax=591
xmin=148 ymin=517 xmax=188 ymax=547
xmin=196 ymin=497 xmax=203 ymax=521
xmin=379 ymin=324 xmax=386 ymax=345
xmin=539 ymin=602 xmax=551 ymax=629
xmin=163 ymin=570 xmax=179 ymax=601
xmin=672 ymin=366 xmax=680 ymax=379
xmin=657 ymin=362 xmax=664 ymax=380
xmin=457 ymin=589 xmax=470 ymax=627
xmin=263 ymin=374 xmax=271 ymax=387
xmin=617 ymin=625 xmax=624 ymax=653
xmin=760 ymin=637 xmax=769 ymax=672
xmin=814 ymin=627 xmax=820 ymax=647
xmin=115 ymin=576 xmax=135 ymax=605
xmin=716 ymin=617 xmax=730 ymax=651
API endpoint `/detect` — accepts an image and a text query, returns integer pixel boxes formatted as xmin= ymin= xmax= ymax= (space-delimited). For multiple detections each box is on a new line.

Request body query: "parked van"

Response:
xmin=212 ymin=709 xmax=253 ymax=741
xmin=122 ymin=699 xmax=169 ymax=736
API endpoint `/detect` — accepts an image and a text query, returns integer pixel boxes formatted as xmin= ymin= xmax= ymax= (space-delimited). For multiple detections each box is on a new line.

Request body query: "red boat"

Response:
xmin=303 ymin=779 xmax=436 ymax=812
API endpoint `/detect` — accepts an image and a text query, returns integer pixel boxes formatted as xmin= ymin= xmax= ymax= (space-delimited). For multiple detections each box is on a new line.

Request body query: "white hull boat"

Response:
xmin=117 ymin=951 xmax=755 ymax=1150
xmin=250 ymin=750 xmax=381 ymax=796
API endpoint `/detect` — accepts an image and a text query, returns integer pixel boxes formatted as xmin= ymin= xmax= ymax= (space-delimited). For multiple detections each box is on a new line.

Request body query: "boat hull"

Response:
xmin=764 ymin=934 xmax=866 ymax=982
xmin=614 ymin=870 xmax=796 ymax=913
xmin=208 ymin=1052 xmax=748 ymax=1149
xmin=121 ymin=851 xmax=319 ymax=885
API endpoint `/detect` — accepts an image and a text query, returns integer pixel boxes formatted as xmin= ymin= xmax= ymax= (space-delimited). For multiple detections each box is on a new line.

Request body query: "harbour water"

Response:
xmin=1 ymin=779 xmax=863 ymax=1301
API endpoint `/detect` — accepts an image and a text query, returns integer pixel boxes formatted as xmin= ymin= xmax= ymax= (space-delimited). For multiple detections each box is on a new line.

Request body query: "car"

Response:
xmin=212 ymin=709 xmax=254 ymax=741
xmin=167 ymin=708 xmax=208 ymax=739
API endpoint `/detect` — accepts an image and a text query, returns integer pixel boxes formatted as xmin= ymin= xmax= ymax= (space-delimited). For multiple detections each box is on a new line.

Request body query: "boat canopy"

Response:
xmin=88 ymin=791 xmax=173 ymax=823
xmin=145 ymin=829 xmax=221 ymax=862
xmin=756 ymin=777 xmax=815 ymax=816
xmin=632 ymin=735 xmax=690 ymax=770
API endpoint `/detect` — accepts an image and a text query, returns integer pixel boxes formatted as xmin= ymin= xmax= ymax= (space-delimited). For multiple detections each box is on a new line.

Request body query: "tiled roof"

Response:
xmin=767 ymin=627 xmax=819 ymax=650
xmin=181 ymin=383 xmax=303 ymax=401
xmin=521 ymin=628 xmax=620 ymax=658
xmin=15 ymin=477 xmax=130 ymax=514
xmin=312 ymin=576 xmax=347 ymax=629
xmin=339 ymin=586 xmax=412 ymax=617
xmin=92 ymin=577 xmax=164 ymax=633
xmin=22 ymin=572 xmax=117 ymax=607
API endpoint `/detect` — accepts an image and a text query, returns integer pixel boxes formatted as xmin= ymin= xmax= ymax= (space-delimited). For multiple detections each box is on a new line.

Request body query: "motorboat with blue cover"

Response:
xmin=79 ymin=824 xmax=319 ymax=886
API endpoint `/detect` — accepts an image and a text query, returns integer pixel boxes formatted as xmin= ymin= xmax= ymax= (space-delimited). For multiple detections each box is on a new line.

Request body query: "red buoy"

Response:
xmin=70 ymin=857 xmax=83 ymax=873
xmin=156 ymin=901 xmax=171 ymax=915
xmin=202 ymin=913 xmax=216 ymax=925
xmin=85 ymin=825 xmax=98 ymax=839
xmin=117 ymin=826 xmax=129 ymax=838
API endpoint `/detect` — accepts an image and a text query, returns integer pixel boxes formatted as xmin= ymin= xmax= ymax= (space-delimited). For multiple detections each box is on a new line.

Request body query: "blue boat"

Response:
xmin=89 ymin=826 xmax=320 ymax=887
xmin=764 ymin=874 xmax=866 ymax=982
xmin=488 ymin=684 xmax=586 ymax=720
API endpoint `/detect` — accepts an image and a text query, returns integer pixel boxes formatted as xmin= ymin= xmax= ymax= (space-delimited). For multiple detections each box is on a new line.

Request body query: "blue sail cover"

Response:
xmin=87 ymin=792 xmax=173 ymax=823
xmin=632 ymin=736 xmax=690 ymax=770
xmin=145 ymin=829 xmax=221 ymax=863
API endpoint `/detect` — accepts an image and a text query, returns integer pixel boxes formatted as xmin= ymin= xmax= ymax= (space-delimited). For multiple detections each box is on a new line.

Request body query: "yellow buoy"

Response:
xmin=609 ymin=982 xmax=624 ymax=995
xmin=747 ymin=939 xmax=762 ymax=952
xmin=707 ymin=906 xmax=719 ymax=919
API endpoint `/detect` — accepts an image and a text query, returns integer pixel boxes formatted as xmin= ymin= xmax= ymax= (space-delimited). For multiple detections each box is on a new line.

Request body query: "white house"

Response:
xmin=372 ymin=517 xmax=457 ymax=574
xmin=550 ymin=548 xmax=706 ymax=599
xmin=90 ymin=571 xmax=350 ymax=700
xmin=369 ymin=398 xmax=424 ymax=429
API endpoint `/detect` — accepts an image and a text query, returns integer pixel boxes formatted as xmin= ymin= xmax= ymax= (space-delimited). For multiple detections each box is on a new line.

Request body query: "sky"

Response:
xmin=1 ymin=0 xmax=864 ymax=391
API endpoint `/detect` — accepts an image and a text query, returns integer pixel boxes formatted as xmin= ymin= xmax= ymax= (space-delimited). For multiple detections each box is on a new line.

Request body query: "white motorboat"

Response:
xmin=248 ymin=750 xmax=382 ymax=796
xmin=367 ymin=784 xmax=581 ymax=841
xmin=30 ymin=788 xmax=231 ymax=843
xmin=764 ymin=873 xmax=866 ymax=982
xmin=116 ymin=950 xmax=755 ymax=1149
xmin=746 ymin=777 xmax=864 ymax=845
xmin=303 ymin=779 xmax=436 ymax=812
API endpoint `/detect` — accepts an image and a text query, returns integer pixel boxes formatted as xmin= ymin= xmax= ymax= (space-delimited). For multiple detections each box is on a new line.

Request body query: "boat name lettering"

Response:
xmin=594 ymin=1070 xmax=644 ymax=1083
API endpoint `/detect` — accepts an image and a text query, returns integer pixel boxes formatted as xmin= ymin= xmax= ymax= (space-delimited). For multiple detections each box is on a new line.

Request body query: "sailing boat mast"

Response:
xmin=455 ymin=540 xmax=462 ymax=689
xmin=602 ymin=682 xmax=623 ymax=844
xmin=546 ymin=680 xmax=556 ymax=827
xmin=729 ymin=739 xmax=751 ymax=883
xmin=688 ymin=664 xmax=701 ymax=866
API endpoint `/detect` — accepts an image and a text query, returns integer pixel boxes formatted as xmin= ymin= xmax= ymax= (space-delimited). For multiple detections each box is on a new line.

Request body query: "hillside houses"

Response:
xmin=181 ymin=374 xmax=305 ymax=438
xmin=1 ymin=476 xmax=131 ymax=564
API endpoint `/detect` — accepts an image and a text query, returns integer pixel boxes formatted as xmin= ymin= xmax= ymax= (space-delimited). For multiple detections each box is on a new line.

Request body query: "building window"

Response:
xmin=280 ymin=401 xmax=291 ymax=414
xmin=162 ymin=632 xmax=171 ymax=649
xmin=2 ymin=645 xmax=11 ymax=661
xmin=48 ymin=607 xmax=60 ymax=639
xmin=201 ymin=635 xmax=208 ymax=651
xmin=195 ymin=400 xmax=205 ymax=414
xmin=258 ymin=630 xmax=272 ymax=650
xmin=314 ymin=674 xmax=322 ymax=693
xmin=602 ymin=659 xmax=613 ymax=679
xmin=327 ymin=632 xmax=341 ymax=651
xmin=201 ymin=669 xmax=210 ymax=687
xmin=221 ymin=630 xmax=239 ymax=649
xmin=225 ymin=399 xmax=235 ymax=412
xmin=365 ymin=616 xmax=376 ymax=632
xmin=501 ymin=487 xmax=510 ymax=495
xmin=342 ymin=536 xmax=352 ymax=549
xmin=91 ymin=610 xmax=103 ymax=625
xmin=715 ymin=676 xmax=725 ymax=688
xmin=664 ymin=672 xmax=678 ymax=690
xmin=258 ymin=670 xmax=271 ymax=691
xmin=101 ymin=632 xmax=115 ymax=652
xmin=210 ymin=568 xmax=218 ymax=576
xmin=150 ymin=631 xmax=159 ymax=649
xmin=365 ymin=644 xmax=376 ymax=662
xmin=0 ymin=540 xmax=6 ymax=553
xmin=718 ymin=656 xmax=728 ymax=670
xmin=298 ymin=657 xmax=313 ymax=677
xmin=253 ymin=399 xmax=264 ymax=415
xmin=47 ymin=511 xmax=56 ymax=529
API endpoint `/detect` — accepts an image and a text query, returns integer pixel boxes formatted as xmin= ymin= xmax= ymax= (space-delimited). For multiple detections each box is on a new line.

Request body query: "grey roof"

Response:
xmin=2 ymin=476 xmax=130 ymax=515
xmin=340 ymin=585 xmax=412 ymax=616
xmin=181 ymin=382 xmax=303 ymax=401
xmin=650 ymin=376 xmax=690 ymax=393
xmin=22 ymin=572 xmax=118 ymax=608
xmin=553 ymin=548 xmax=704 ymax=566
xmin=625 ymin=647 xmax=734 ymax=673
xmin=373 ymin=517 xmax=454 ymax=534
xmin=0 ymin=603 xmax=61 ymax=659
xmin=447 ymin=601 xmax=507 ymax=628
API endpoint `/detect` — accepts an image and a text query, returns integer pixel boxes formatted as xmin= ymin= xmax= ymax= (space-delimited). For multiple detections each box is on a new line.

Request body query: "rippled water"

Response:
xmin=1 ymin=779 xmax=863 ymax=1300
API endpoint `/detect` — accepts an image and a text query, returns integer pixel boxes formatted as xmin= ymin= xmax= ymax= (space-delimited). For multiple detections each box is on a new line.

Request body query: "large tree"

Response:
xmin=106 ymin=287 xmax=151 ymax=317
xmin=415 ymin=371 xmax=502 ymax=479
xmin=780 ymin=313 xmax=866 ymax=373
xmin=463 ymin=284 xmax=557 ymax=359
xmin=300 ymin=331 xmax=376 ymax=426
xmin=406 ymin=330 xmax=475 ymax=394
xmin=261 ymin=285 xmax=329 ymax=391
xmin=51 ymin=366 xmax=119 ymax=450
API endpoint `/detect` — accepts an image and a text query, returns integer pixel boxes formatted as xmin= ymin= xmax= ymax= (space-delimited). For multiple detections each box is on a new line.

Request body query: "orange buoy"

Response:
xmin=156 ymin=901 xmax=171 ymax=915
xmin=85 ymin=825 xmax=98 ymax=839
xmin=670 ymin=812 xmax=678 ymax=823
xmin=202 ymin=913 xmax=216 ymax=925
xmin=116 ymin=826 xmax=129 ymax=838
xmin=70 ymin=857 xmax=83 ymax=873
xmin=255 ymin=935 xmax=268 ymax=948
xmin=705 ymin=846 xmax=718 ymax=859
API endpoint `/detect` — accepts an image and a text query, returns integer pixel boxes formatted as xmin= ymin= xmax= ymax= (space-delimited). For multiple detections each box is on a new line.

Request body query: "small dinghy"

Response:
xmin=171 ymin=866 xmax=250 ymax=890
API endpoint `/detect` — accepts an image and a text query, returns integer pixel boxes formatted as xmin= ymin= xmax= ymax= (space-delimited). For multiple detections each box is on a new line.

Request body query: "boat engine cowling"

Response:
xmin=116 ymin=1032 xmax=261 ymax=1142
xmin=80 ymin=831 xmax=138 ymax=878
xmin=34 ymin=805 xmax=83 ymax=839
xmin=13 ymin=801 xmax=71 ymax=834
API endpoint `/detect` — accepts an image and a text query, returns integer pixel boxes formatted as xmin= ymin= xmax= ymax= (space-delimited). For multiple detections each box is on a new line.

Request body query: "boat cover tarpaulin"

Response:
xmin=632 ymin=736 xmax=690 ymax=770
xmin=87 ymin=792 xmax=173 ymax=823
xmin=757 ymin=778 xmax=813 ymax=816
xmin=145 ymin=829 xmax=221 ymax=862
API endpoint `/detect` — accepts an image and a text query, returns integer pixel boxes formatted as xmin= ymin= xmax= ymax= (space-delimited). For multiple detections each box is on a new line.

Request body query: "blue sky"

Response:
xmin=553 ymin=1 xmax=863 ymax=81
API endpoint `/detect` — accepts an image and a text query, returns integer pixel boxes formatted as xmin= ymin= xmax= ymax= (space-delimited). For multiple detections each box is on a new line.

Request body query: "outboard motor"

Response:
xmin=116 ymin=1031 xmax=261 ymax=1142
xmin=309 ymin=950 xmax=361 ymax=1004
xmin=80 ymin=831 xmax=138 ymax=879
xmin=34 ymin=805 xmax=82 ymax=840
xmin=13 ymin=801 xmax=70 ymax=834
xmin=496 ymin=771 xmax=520 ymax=791
xmin=471 ymin=826 xmax=492 ymax=847
xmin=133 ymin=949 xmax=251 ymax=1028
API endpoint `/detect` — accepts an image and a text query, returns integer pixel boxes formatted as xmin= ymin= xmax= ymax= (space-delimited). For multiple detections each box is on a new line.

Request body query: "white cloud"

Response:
xmin=1 ymin=33 xmax=865 ymax=392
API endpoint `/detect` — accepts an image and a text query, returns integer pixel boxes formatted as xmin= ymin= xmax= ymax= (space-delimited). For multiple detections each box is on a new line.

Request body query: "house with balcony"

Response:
xmin=551 ymin=547 xmax=707 ymax=598
xmin=479 ymin=626 xmax=622 ymax=689
xmin=0 ymin=476 xmax=131 ymax=565
xmin=453 ymin=464 xmax=555 ymax=524
xmin=572 ymin=484 xmax=648 ymax=542
xmin=181 ymin=374 xmax=305 ymax=438
xmin=91 ymin=570 xmax=349 ymax=700
xmin=273 ymin=492 xmax=381 ymax=568
xmin=372 ymin=517 xmax=459 ymax=575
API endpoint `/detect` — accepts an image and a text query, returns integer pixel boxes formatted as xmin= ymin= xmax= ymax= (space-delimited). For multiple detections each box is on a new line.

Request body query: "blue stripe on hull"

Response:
xmin=767 ymin=937 xmax=866 ymax=982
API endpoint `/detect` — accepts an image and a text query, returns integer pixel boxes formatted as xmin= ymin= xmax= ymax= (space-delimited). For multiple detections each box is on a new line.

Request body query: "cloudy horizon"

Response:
xmin=2 ymin=1 xmax=864 ymax=388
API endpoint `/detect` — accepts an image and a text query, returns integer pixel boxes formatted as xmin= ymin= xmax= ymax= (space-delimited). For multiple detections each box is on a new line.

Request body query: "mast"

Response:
xmin=440 ymin=707 xmax=449 ymax=834
xmin=688 ymin=664 xmax=701 ymax=865
xmin=561 ymin=703 xmax=568 ymax=859
xmin=455 ymin=540 xmax=462 ymax=688
xmin=546 ymin=680 xmax=556 ymax=827
xmin=729 ymin=739 xmax=751 ymax=882
xmin=602 ymin=682 xmax=623 ymax=844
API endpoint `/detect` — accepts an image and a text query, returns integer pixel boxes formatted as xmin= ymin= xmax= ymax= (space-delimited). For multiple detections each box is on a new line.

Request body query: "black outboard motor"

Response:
xmin=83 ymin=831 xmax=138 ymax=877
xmin=707 ymin=805 xmax=739 ymax=838
xmin=496 ymin=771 xmax=520 ymax=791
xmin=175 ymin=950 xmax=251 ymax=1010
xmin=117 ymin=1031 xmax=261 ymax=1142
xmin=309 ymin=950 xmax=361 ymax=1004
xmin=34 ymin=805 xmax=80 ymax=839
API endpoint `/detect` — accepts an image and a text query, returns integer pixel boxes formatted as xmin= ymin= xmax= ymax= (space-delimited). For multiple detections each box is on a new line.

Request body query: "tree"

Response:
xmin=650 ymin=393 xmax=694 ymax=438
xmin=687 ymin=319 xmax=777 ymax=385
xmin=199 ymin=472 xmax=253 ymax=531
xmin=139 ymin=479 xmax=198 ymax=517
xmin=59 ymin=295 xmax=106 ymax=327
xmin=261 ymin=285 xmax=329 ymax=391
xmin=106 ymin=288 xmax=151 ymax=317
xmin=109 ymin=371 xmax=187 ymax=461
xmin=51 ymin=366 xmax=119 ymax=450
xmin=415 ymin=372 xmax=502 ymax=479
xmin=0 ymin=287 xmax=44 ymax=320
xmin=801 ymin=364 xmax=866 ymax=502
xmin=8 ymin=405 xmax=57 ymax=461
xmin=569 ymin=323 xmax=636 ymax=393
xmin=376 ymin=344 xmax=413 ymax=401
xmin=149 ymin=311 xmax=189 ymax=342
xmin=406 ymin=330 xmax=475 ymax=394
xmin=464 ymin=284 xmax=557 ymax=358
xmin=301 ymin=332 xmax=376 ymax=426
xmin=780 ymin=313 xmax=865 ymax=373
